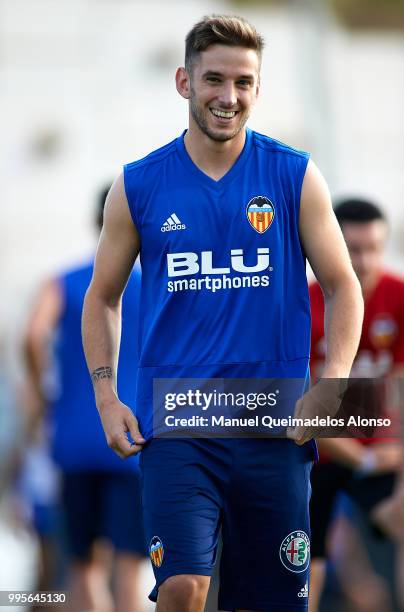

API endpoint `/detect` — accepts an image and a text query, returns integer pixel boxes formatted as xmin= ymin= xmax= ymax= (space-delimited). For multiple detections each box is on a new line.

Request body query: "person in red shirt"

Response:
xmin=309 ymin=198 xmax=404 ymax=612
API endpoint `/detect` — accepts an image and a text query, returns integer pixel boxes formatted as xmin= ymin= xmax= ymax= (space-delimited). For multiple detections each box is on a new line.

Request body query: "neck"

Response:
xmin=184 ymin=121 xmax=246 ymax=181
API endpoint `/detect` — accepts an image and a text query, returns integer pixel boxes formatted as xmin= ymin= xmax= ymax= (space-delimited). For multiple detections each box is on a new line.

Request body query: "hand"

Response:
xmin=371 ymin=443 xmax=402 ymax=474
xmin=98 ymin=398 xmax=146 ymax=458
xmin=286 ymin=379 xmax=343 ymax=445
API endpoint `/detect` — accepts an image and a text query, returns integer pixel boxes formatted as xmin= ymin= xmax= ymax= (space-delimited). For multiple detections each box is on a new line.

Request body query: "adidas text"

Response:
xmin=161 ymin=213 xmax=186 ymax=232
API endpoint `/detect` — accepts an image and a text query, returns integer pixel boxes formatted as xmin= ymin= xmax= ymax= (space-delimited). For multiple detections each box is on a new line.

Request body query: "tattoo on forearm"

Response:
xmin=91 ymin=366 xmax=113 ymax=383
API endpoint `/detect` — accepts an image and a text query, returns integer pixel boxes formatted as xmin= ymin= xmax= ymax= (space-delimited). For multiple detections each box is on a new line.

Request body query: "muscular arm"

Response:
xmin=287 ymin=161 xmax=364 ymax=445
xmin=300 ymin=161 xmax=364 ymax=378
xmin=82 ymin=173 xmax=144 ymax=457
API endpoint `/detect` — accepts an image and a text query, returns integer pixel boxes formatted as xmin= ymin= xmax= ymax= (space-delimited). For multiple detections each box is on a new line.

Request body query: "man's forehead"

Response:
xmin=195 ymin=44 xmax=260 ymax=75
xmin=342 ymin=220 xmax=387 ymax=243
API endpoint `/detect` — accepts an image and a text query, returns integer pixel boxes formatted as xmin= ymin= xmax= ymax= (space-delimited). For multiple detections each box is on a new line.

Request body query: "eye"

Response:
xmin=207 ymin=76 xmax=221 ymax=83
xmin=237 ymin=80 xmax=251 ymax=87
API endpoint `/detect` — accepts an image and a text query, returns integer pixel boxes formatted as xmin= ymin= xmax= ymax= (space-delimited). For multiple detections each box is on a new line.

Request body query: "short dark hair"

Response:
xmin=185 ymin=14 xmax=264 ymax=72
xmin=96 ymin=184 xmax=111 ymax=231
xmin=334 ymin=198 xmax=386 ymax=225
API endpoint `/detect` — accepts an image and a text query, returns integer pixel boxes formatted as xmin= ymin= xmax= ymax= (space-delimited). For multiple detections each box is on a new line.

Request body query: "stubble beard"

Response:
xmin=189 ymin=87 xmax=249 ymax=143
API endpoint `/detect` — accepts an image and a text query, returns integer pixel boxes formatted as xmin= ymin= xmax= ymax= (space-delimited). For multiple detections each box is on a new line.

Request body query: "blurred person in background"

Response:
xmin=0 ymin=342 xmax=40 ymax=606
xmin=308 ymin=198 xmax=404 ymax=612
xmin=16 ymin=423 xmax=63 ymax=610
xmin=372 ymin=376 xmax=404 ymax=609
xmin=0 ymin=341 xmax=24 ymax=504
xmin=24 ymin=186 xmax=146 ymax=612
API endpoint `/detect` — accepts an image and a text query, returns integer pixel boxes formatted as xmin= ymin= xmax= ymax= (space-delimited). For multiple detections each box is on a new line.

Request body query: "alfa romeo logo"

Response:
xmin=279 ymin=530 xmax=310 ymax=573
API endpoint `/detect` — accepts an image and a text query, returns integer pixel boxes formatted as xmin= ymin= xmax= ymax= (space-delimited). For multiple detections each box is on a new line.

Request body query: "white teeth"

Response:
xmin=210 ymin=108 xmax=236 ymax=118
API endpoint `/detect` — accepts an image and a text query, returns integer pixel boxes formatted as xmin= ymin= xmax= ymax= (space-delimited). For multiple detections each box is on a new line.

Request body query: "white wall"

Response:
xmin=2 ymin=0 xmax=404 ymax=376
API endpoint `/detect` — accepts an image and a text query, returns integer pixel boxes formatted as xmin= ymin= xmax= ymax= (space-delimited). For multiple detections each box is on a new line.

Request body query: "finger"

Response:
xmin=298 ymin=431 xmax=312 ymax=445
xmin=287 ymin=425 xmax=314 ymax=446
xmin=128 ymin=443 xmax=144 ymax=454
xmin=301 ymin=425 xmax=326 ymax=444
xmin=112 ymin=438 xmax=141 ymax=458
xmin=286 ymin=425 xmax=306 ymax=444
xmin=294 ymin=429 xmax=309 ymax=445
xmin=118 ymin=431 xmax=143 ymax=456
xmin=126 ymin=415 xmax=146 ymax=445
xmin=114 ymin=438 xmax=143 ymax=457
xmin=107 ymin=430 xmax=137 ymax=458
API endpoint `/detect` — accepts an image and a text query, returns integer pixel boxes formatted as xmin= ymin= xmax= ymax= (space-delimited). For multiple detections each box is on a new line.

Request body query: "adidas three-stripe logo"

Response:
xmin=161 ymin=213 xmax=186 ymax=232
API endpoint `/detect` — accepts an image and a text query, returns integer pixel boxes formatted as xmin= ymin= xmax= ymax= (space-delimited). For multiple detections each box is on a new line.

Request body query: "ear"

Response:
xmin=176 ymin=66 xmax=191 ymax=100
xmin=255 ymin=74 xmax=261 ymax=99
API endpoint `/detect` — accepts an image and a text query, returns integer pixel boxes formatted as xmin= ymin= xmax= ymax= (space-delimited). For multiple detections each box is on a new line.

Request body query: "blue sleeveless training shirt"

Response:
xmin=124 ymin=129 xmax=311 ymax=440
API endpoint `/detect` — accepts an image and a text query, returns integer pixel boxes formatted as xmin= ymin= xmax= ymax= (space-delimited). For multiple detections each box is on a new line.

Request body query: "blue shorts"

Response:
xmin=140 ymin=438 xmax=316 ymax=611
xmin=62 ymin=471 xmax=146 ymax=560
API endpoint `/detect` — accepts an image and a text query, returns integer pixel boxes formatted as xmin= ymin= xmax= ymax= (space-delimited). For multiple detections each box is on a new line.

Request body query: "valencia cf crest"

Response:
xmin=246 ymin=196 xmax=275 ymax=234
xmin=370 ymin=315 xmax=398 ymax=349
xmin=279 ymin=531 xmax=310 ymax=573
xmin=149 ymin=536 xmax=164 ymax=568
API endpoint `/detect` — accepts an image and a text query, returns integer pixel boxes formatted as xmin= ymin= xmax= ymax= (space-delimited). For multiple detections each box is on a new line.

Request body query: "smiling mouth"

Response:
xmin=210 ymin=108 xmax=238 ymax=119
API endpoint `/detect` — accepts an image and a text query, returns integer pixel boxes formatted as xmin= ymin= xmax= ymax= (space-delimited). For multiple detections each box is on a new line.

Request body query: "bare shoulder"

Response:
xmin=299 ymin=159 xmax=336 ymax=246
xmin=300 ymin=159 xmax=332 ymax=215
xmin=90 ymin=174 xmax=140 ymax=300
xmin=101 ymin=172 xmax=140 ymax=261
xmin=103 ymin=173 xmax=137 ymax=235
xmin=299 ymin=160 xmax=353 ymax=293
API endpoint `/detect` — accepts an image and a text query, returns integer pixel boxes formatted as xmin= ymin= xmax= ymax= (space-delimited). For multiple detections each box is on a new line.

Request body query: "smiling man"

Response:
xmin=82 ymin=15 xmax=363 ymax=612
xmin=186 ymin=45 xmax=256 ymax=143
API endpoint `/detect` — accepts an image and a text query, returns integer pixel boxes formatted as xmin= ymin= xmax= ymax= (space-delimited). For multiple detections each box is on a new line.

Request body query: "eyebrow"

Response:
xmin=202 ymin=70 xmax=255 ymax=81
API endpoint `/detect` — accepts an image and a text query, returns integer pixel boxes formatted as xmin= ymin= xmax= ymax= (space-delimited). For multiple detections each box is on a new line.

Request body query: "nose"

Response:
xmin=218 ymin=81 xmax=237 ymax=108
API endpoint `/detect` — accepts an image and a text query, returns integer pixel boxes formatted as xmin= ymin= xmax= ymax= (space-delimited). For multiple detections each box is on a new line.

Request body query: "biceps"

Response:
xmin=299 ymin=163 xmax=353 ymax=295
xmin=91 ymin=230 xmax=138 ymax=305
xmin=90 ymin=184 xmax=140 ymax=304
xmin=305 ymin=216 xmax=352 ymax=292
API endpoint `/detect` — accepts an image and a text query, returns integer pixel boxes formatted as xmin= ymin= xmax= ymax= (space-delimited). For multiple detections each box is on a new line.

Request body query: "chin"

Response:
xmin=208 ymin=130 xmax=237 ymax=142
xmin=205 ymin=123 xmax=243 ymax=143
